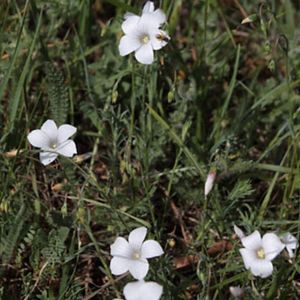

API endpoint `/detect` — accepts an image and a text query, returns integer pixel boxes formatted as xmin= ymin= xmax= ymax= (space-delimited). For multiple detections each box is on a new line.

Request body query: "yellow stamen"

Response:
xmin=132 ymin=252 xmax=141 ymax=260
xmin=256 ymin=248 xmax=265 ymax=259
xmin=141 ymin=35 xmax=149 ymax=44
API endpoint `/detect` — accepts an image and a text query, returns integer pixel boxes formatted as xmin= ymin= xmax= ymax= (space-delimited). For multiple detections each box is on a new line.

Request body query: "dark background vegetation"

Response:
xmin=0 ymin=0 xmax=299 ymax=299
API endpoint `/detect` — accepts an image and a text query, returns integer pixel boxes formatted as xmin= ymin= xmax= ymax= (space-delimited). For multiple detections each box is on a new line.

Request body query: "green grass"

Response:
xmin=0 ymin=0 xmax=300 ymax=299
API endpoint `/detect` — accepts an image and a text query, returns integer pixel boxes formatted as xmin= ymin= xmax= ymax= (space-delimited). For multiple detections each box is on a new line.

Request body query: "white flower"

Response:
xmin=239 ymin=230 xmax=284 ymax=278
xmin=280 ymin=232 xmax=298 ymax=258
xmin=119 ymin=1 xmax=170 ymax=64
xmin=204 ymin=170 xmax=216 ymax=198
xmin=110 ymin=226 xmax=164 ymax=280
xmin=27 ymin=119 xmax=77 ymax=166
xmin=123 ymin=280 xmax=163 ymax=300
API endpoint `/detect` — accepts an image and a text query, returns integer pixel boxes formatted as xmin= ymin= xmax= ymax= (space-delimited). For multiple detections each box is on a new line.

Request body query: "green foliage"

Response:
xmin=41 ymin=227 xmax=69 ymax=266
xmin=228 ymin=179 xmax=254 ymax=202
xmin=0 ymin=0 xmax=300 ymax=299
xmin=45 ymin=62 xmax=69 ymax=125
xmin=0 ymin=204 xmax=28 ymax=264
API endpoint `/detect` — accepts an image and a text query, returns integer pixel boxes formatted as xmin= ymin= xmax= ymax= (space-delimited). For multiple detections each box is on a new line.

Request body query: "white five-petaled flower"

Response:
xmin=27 ymin=119 xmax=77 ymax=166
xmin=239 ymin=230 xmax=284 ymax=278
xmin=119 ymin=1 xmax=170 ymax=64
xmin=280 ymin=232 xmax=298 ymax=258
xmin=110 ymin=226 xmax=164 ymax=280
xmin=123 ymin=280 xmax=163 ymax=300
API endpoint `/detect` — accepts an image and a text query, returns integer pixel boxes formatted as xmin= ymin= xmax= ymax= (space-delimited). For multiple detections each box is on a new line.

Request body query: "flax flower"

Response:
xmin=119 ymin=1 xmax=170 ymax=64
xmin=27 ymin=119 xmax=77 ymax=165
xmin=239 ymin=230 xmax=284 ymax=278
xmin=123 ymin=280 xmax=163 ymax=300
xmin=110 ymin=227 xmax=164 ymax=280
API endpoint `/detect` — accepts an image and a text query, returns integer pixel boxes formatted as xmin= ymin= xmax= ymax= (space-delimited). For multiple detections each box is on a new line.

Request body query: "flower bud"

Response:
xmin=233 ymin=225 xmax=245 ymax=240
xmin=112 ymin=90 xmax=118 ymax=104
xmin=167 ymin=90 xmax=174 ymax=103
xmin=204 ymin=170 xmax=216 ymax=198
xmin=229 ymin=286 xmax=244 ymax=298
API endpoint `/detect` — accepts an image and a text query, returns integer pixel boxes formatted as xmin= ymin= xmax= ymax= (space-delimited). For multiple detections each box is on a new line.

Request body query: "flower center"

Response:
xmin=132 ymin=251 xmax=141 ymax=260
xmin=52 ymin=143 xmax=57 ymax=149
xmin=256 ymin=248 xmax=265 ymax=259
xmin=140 ymin=34 xmax=150 ymax=44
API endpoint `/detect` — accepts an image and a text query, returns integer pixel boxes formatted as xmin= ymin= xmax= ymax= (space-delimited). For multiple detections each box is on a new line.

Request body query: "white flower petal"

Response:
xmin=281 ymin=233 xmax=297 ymax=249
xmin=27 ymin=130 xmax=50 ymax=148
xmin=141 ymin=282 xmax=163 ymax=300
xmin=138 ymin=13 xmax=159 ymax=29
xmin=39 ymin=151 xmax=58 ymax=166
xmin=281 ymin=233 xmax=297 ymax=258
xmin=241 ymin=230 xmax=262 ymax=250
xmin=128 ymin=258 xmax=149 ymax=280
xmin=263 ymin=233 xmax=284 ymax=260
xmin=234 ymin=225 xmax=245 ymax=240
xmin=57 ymin=124 xmax=77 ymax=143
xmin=151 ymin=9 xmax=167 ymax=25
xmin=123 ymin=281 xmax=144 ymax=300
xmin=135 ymin=43 xmax=154 ymax=64
xmin=250 ymin=258 xmax=273 ymax=278
xmin=141 ymin=240 xmax=164 ymax=258
xmin=150 ymin=30 xmax=169 ymax=50
xmin=239 ymin=248 xmax=257 ymax=270
xmin=129 ymin=227 xmax=147 ymax=250
xmin=119 ymin=35 xmax=141 ymax=56
xmin=41 ymin=120 xmax=58 ymax=141
xmin=142 ymin=1 xmax=155 ymax=14
xmin=124 ymin=281 xmax=163 ymax=300
xmin=124 ymin=12 xmax=137 ymax=20
xmin=138 ymin=9 xmax=166 ymax=29
xmin=110 ymin=237 xmax=132 ymax=258
xmin=110 ymin=256 xmax=129 ymax=276
xmin=56 ymin=140 xmax=77 ymax=157
xmin=122 ymin=15 xmax=140 ymax=34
